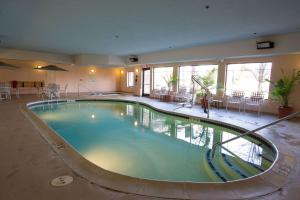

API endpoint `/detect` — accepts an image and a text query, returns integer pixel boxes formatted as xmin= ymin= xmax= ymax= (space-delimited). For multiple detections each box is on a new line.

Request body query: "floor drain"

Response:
xmin=55 ymin=143 xmax=65 ymax=150
xmin=51 ymin=175 xmax=73 ymax=187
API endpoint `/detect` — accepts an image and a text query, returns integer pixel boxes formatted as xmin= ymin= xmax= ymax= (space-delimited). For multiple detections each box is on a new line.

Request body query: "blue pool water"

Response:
xmin=30 ymin=100 xmax=276 ymax=182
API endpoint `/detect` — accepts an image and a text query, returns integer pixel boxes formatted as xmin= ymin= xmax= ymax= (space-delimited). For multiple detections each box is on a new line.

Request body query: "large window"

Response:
xmin=179 ymin=65 xmax=218 ymax=93
xmin=225 ymin=62 xmax=272 ymax=98
xmin=153 ymin=67 xmax=173 ymax=90
xmin=127 ymin=71 xmax=134 ymax=87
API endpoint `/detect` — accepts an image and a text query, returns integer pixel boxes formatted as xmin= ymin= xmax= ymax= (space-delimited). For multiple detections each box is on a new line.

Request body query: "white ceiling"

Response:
xmin=0 ymin=0 xmax=300 ymax=56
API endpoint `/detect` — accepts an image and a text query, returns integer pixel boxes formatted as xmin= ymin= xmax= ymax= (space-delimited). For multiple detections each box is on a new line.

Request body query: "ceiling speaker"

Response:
xmin=129 ymin=56 xmax=139 ymax=63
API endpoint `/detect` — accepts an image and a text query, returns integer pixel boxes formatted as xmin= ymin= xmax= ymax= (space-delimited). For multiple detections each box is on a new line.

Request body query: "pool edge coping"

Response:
xmin=20 ymin=98 xmax=295 ymax=200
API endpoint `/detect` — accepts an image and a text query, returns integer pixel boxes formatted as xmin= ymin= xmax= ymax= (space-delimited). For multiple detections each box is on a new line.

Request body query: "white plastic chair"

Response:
xmin=174 ymin=87 xmax=187 ymax=102
xmin=159 ymin=87 xmax=168 ymax=100
xmin=60 ymin=83 xmax=68 ymax=97
xmin=0 ymin=86 xmax=11 ymax=101
xmin=244 ymin=91 xmax=265 ymax=115
xmin=153 ymin=89 xmax=161 ymax=99
xmin=226 ymin=91 xmax=245 ymax=112
xmin=43 ymin=83 xmax=60 ymax=100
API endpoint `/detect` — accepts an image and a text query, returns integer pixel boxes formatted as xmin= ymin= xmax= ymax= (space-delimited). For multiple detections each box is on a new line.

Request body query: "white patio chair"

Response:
xmin=60 ymin=83 xmax=68 ymax=97
xmin=0 ymin=86 xmax=11 ymax=101
xmin=174 ymin=87 xmax=187 ymax=102
xmin=159 ymin=87 xmax=168 ymax=100
xmin=226 ymin=91 xmax=245 ymax=112
xmin=43 ymin=83 xmax=60 ymax=100
xmin=153 ymin=89 xmax=161 ymax=99
xmin=244 ymin=91 xmax=265 ymax=115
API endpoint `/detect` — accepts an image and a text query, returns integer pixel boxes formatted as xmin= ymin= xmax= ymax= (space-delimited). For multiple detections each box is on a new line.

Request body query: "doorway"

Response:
xmin=142 ymin=68 xmax=150 ymax=96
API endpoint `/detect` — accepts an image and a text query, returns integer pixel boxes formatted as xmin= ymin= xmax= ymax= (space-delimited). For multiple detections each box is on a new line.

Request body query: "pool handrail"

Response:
xmin=191 ymin=75 xmax=212 ymax=118
xmin=211 ymin=111 xmax=300 ymax=158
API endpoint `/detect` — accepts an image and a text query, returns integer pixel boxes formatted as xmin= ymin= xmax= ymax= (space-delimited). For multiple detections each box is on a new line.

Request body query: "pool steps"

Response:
xmin=205 ymin=148 xmax=275 ymax=182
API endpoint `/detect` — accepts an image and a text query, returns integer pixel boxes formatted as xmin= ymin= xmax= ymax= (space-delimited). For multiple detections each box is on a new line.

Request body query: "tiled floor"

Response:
xmin=1 ymin=94 xmax=300 ymax=200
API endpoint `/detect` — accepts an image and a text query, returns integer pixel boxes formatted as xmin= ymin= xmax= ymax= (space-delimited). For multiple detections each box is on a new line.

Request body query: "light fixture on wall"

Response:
xmin=90 ymin=69 xmax=95 ymax=73
xmin=121 ymin=70 xmax=124 ymax=75
xmin=37 ymin=65 xmax=42 ymax=69
xmin=135 ymin=68 xmax=139 ymax=73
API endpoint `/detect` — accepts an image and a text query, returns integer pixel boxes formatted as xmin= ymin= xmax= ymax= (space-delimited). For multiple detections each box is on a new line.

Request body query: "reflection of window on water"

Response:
xmin=126 ymin=104 xmax=134 ymax=116
xmin=150 ymin=113 xmax=171 ymax=134
xmin=142 ymin=108 xmax=150 ymax=127
xmin=176 ymin=122 xmax=191 ymax=143
xmin=195 ymin=125 xmax=213 ymax=148
xmin=222 ymin=131 xmax=262 ymax=166
xmin=175 ymin=122 xmax=213 ymax=148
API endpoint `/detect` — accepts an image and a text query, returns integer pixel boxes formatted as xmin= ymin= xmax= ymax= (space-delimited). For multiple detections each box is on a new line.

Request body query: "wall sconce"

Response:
xmin=135 ymin=68 xmax=139 ymax=73
xmin=90 ymin=69 xmax=95 ymax=73
xmin=121 ymin=70 xmax=124 ymax=75
xmin=297 ymin=69 xmax=300 ymax=77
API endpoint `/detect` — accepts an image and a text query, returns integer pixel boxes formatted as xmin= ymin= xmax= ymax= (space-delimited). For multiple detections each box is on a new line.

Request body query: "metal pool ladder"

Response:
xmin=211 ymin=111 xmax=300 ymax=158
xmin=191 ymin=75 xmax=212 ymax=118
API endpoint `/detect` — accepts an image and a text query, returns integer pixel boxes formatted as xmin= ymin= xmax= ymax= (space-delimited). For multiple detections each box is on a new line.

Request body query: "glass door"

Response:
xmin=142 ymin=68 xmax=150 ymax=96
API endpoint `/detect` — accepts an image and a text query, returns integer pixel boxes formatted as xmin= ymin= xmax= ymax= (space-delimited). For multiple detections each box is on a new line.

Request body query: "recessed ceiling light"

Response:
xmin=205 ymin=5 xmax=210 ymax=9
xmin=253 ymin=32 xmax=257 ymax=35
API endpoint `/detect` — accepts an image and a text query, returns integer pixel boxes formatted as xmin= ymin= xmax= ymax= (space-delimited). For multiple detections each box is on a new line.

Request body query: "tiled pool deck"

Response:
xmin=1 ymin=94 xmax=300 ymax=200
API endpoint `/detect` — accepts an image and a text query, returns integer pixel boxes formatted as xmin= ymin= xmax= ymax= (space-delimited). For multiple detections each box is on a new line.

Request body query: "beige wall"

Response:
xmin=136 ymin=32 xmax=300 ymax=65
xmin=0 ymin=59 xmax=121 ymax=94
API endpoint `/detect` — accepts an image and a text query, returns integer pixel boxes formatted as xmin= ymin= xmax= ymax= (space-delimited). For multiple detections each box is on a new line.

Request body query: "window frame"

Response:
xmin=153 ymin=66 xmax=174 ymax=90
xmin=127 ymin=71 xmax=135 ymax=87
xmin=224 ymin=62 xmax=272 ymax=98
xmin=178 ymin=64 xmax=219 ymax=94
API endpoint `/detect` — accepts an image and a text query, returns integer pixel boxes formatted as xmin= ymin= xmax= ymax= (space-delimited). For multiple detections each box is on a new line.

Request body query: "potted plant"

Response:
xmin=163 ymin=75 xmax=178 ymax=102
xmin=196 ymin=90 xmax=205 ymax=104
xmin=266 ymin=69 xmax=300 ymax=118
